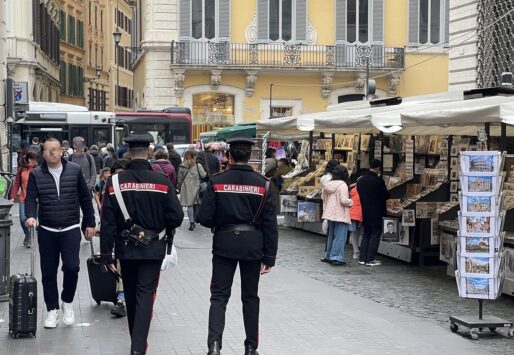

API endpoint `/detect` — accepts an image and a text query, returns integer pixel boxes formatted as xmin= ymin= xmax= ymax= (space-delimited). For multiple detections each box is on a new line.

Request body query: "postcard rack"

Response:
xmin=449 ymin=151 xmax=514 ymax=339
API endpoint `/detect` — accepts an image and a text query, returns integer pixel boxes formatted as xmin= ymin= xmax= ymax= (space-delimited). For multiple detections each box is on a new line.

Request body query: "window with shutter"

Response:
xmin=60 ymin=62 xmax=66 ymax=95
xmin=265 ymin=0 xmax=308 ymax=42
xmin=409 ymin=0 xmax=446 ymax=46
xmin=60 ymin=11 xmax=66 ymax=41
xmin=257 ymin=0 xmax=269 ymax=41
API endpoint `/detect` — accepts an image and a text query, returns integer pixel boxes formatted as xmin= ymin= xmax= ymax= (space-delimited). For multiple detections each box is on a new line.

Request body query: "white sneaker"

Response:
xmin=366 ymin=260 xmax=381 ymax=267
xmin=62 ymin=302 xmax=75 ymax=325
xmin=370 ymin=259 xmax=382 ymax=265
xmin=44 ymin=309 xmax=59 ymax=328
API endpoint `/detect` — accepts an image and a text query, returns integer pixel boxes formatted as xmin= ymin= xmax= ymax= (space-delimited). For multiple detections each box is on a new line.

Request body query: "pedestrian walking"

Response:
xmin=197 ymin=133 xmax=278 ymax=355
xmin=100 ymin=131 xmax=183 ymax=355
xmin=176 ymin=150 xmax=207 ymax=231
xmin=89 ymin=145 xmax=104 ymax=174
xmin=263 ymin=148 xmax=277 ymax=178
xmin=349 ymin=171 xmax=364 ymax=260
xmin=198 ymin=144 xmax=221 ymax=176
xmin=103 ymin=145 xmax=119 ymax=169
xmin=320 ymin=165 xmax=353 ymax=266
xmin=357 ymin=159 xmax=390 ymax=266
xmin=10 ymin=151 xmax=38 ymax=248
xmin=166 ymin=143 xmax=182 ymax=173
xmin=94 ymin=167 xmax=111 ymax=213
xmin=68 ymin=137 xmax=97 ymax=191
xmin=24 ymin=138 xmax=96 ymax=328
xmin=151 ymin=149 xmax=177 ymax=186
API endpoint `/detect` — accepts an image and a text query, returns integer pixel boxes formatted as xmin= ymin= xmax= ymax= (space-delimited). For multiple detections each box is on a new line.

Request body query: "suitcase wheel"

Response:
xmin=95 ymin=299 xmax=101 ymax=306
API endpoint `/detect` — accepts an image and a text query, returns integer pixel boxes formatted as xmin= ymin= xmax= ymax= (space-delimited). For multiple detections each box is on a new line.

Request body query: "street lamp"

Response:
xmin=83 ymin=66 xmax=102 ymax=83
xmin=113 ymin=29 xmax=122 ymax=107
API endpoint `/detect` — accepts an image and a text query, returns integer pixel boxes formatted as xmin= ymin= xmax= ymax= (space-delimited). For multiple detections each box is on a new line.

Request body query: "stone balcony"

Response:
xmin=170 ymin=41 xmax=405 ymax=72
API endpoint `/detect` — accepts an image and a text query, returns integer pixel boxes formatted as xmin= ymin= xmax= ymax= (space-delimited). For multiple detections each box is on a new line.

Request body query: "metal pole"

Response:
xmin=6 ymin=78 xmax=14 ymax=173
xmin=269 ymin=83 xmax=273 ymax=119
xmin=365 ymin=56 xmax=370 ymax=100
xmin=116 ymin=43 xmax=119 ymax=108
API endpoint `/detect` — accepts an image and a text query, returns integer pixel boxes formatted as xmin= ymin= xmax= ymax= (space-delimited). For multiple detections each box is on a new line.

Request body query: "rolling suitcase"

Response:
xmin=87 ymin=240 xmax=118 ymax=305
xmin=9 ymin=226 xmax=37 ymax=338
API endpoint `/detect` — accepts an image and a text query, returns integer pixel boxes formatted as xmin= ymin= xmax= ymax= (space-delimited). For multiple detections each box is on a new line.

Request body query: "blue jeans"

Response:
xmin=325 ymin=221 xmax=349 ymax=262
xmin=19 ymin=202 xmax=29 ymax=238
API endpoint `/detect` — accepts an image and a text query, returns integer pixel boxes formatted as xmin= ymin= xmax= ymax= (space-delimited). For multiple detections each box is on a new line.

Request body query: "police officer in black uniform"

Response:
xmin=197 ymin=133 xmax=278 ymax=355
xmin=100 ymin=131 xmax=183 ymax=355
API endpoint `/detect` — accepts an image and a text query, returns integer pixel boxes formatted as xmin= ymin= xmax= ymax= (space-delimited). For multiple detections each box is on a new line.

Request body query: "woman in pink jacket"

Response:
xmin=349 ymin=172 xmax=364 ymax=260
xmin=320 ymin=166 xmax=353 ymax=266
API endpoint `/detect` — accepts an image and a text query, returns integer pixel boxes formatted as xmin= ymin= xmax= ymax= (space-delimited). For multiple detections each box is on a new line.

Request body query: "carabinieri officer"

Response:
xmin=197 ymin=133 xmax=279 ymax=355
xmin=100 ymin=131 xmax=183 ymax=355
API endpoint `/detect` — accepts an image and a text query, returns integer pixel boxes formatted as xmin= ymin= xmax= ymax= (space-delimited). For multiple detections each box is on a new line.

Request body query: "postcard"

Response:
xmin=464 ymin=196 xmax=493 ymax=213
xmin=280 ymin=195 xmax=298 ymax=213
xmin=297 ymin=201 xmax=321 ymax=223
xmin=459 ymin=235 xmax=502 ymax=257
xmin=464 ymin=256 xmax=491 ymax=274
xmin=464 ymin=216 xmax=491 ymax=234
xmin=402 ymin=209 xmax=416 ymax=226
xmin=440 ymin=232 xmax=454 ymax=263
xmin=460 ymin=151 xmax=501 ymax=176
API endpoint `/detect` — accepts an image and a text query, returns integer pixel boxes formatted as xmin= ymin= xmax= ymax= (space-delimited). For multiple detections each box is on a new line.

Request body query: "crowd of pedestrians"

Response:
xmin=319 ymin=158 xmax=390 ymax=267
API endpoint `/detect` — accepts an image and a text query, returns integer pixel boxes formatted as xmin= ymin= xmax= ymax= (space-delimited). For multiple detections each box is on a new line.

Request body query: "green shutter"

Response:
xmin=60 ymin=11 xmax=66 ymax=41
xmin=68 ymin=16 xmax=75 ymax=45
xmin=78 ymin=21 xmax=84 ymax=48
xmin=67 ymin=63 xmax=72 ymax=95
xmin=60 ymin=62 xmax=66 ymax=94
xmin=79 ymin=67 xmax=84 ymax=97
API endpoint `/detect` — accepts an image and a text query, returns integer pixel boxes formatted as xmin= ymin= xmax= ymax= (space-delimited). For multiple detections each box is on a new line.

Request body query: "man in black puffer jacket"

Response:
xmin=25 ymin=138 xmax=96 ymax=329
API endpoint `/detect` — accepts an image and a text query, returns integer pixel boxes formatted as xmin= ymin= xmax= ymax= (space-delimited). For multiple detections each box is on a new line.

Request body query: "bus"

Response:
xmin=113 ymin=107 xmax=193 ymax=147
xmin=13 ymin=102 xmax=114 ymax=149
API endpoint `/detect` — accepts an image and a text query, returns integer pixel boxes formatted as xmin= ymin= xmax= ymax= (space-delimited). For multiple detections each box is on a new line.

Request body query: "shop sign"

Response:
xmin=14 ymin=82 xmax=29 ymax=105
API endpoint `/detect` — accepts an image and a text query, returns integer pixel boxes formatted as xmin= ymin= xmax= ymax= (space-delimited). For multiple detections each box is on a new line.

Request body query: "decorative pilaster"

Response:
xmin=321 ymin=72 xmax=334 ymax=99
xmin=245 ymin=71 xmax=257 ymax=97
xmin=388 ymin=73 xmax=401 ymax=97
xmin=210 ymin=70 xmax=222 ymax=90
xmin=173 ymin=69 xmax=186 ymax=98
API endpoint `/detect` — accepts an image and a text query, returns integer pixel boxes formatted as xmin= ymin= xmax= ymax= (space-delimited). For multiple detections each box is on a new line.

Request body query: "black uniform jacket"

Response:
xmin=356 ymin=171 xmax=390 ymax=227
xmin=197 ymin=164 xmax=278 ymax=267
xmin=100 ymin=159 xmax=184 ymax=261
xmin=25 ymin=158 xmax=96 ymax=230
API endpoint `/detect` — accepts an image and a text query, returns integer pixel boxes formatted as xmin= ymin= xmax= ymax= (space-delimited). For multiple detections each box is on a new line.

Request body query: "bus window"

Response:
xmin=70 ymin=127 xmax=89 ymax=145
xmin=93 ymin=127 xmax=110 ymax=147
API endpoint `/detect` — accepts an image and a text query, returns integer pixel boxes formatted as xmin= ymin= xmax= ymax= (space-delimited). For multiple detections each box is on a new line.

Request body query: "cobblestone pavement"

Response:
xmin=274 ymin=226 xmax=514 ymax=355
xmin=0 ymin=208 xmax=506 ymax=354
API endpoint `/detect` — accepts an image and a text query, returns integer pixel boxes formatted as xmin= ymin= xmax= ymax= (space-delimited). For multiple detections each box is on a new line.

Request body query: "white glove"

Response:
xmin=161 ymin=245 xmax=178 ymax=271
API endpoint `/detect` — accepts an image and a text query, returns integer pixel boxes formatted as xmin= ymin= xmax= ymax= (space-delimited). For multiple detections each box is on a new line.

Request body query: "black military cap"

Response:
xmin=125 ymin=131 xmax=154 ymax=147
xmin=226 ymin=133 xmax=255 ymax=146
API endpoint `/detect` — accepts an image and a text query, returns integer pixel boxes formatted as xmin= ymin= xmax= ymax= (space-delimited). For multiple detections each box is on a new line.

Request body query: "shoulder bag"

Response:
xmin=196 ymin=163 xmax=209 ymax=194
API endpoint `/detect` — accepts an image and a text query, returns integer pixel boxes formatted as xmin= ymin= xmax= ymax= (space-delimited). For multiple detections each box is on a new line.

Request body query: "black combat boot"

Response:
xmin=189 ymin=222 xmax=196 ymax=231
xmin=207 ymin=341 xmax=221 ymax=355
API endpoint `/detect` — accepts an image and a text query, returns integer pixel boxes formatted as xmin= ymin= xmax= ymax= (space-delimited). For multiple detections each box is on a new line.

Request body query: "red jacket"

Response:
xmin=151 ymin=159 xmax=177 ymax=187
xmin=10 ymin=165 xmax=35 ymax=202
xmin=349 ymin=184 xmax=363 ymax=222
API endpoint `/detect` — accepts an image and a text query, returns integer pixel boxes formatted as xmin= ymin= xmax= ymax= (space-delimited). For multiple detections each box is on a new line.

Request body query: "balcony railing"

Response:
xmin=171 ymin=41 xmax=405 ymax=70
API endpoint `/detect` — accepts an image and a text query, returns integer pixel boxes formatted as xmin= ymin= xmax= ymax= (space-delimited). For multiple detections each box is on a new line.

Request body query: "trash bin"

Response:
xmin=0 ymin=198 xmax=14 ymax=302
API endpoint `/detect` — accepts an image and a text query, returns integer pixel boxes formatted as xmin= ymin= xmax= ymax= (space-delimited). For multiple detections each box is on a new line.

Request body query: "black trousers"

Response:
xmin=38 ymin=227 xmax=81 ymax=311
xmin=120 ymin=259 xmax=162 ymax=353
xmin=360 ymin=223 xmax=382 ymax=263
xmin=208 ymin=254 xmax=261 ymax=349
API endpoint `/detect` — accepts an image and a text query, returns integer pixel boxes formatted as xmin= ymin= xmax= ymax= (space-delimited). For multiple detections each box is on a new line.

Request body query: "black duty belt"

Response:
xmin=215 ymin=224 xmax=260 ymax=234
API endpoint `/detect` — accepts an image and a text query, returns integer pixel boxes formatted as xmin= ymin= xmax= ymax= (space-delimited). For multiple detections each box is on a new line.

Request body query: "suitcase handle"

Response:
xmin=28 ymin=291 xmax=36 ymax=314
xmin=30 ymin=226 xmax=36 ymax=277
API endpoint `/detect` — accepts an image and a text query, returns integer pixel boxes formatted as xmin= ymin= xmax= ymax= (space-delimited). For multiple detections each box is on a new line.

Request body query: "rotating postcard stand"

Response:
xmin=449 ymin=150 xmax=514 ymax=339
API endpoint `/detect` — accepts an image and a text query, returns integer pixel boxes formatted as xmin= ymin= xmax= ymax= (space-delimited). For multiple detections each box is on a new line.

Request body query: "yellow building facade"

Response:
xmin=169 ymin=0 xmax=449 ymax=139
xmin=109 ymin=0 xmax=135 ymax=112
xmin=59 ymin=0 xmax=86 ymax=106
xmin=84 ymin=0 xmax=110 ymax=110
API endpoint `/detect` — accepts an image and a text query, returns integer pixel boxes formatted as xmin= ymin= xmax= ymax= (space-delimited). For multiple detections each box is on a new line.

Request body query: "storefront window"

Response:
xmin=192 ymin=93 xmax=235 ymax=126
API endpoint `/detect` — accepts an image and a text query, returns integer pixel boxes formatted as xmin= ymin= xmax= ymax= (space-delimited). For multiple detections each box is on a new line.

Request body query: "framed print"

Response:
xmin=402 ymin=209 xmax=416 ymax=226
xmin=430 ymin=218 xmax=440 ymax=245
xmin=450 ymin=170 xmax=458 ymax=180
xmin=428 ymin=136 xmax=439 ymax=154
xmin=396 ymin=224 xmax=410 ymax=246
xmin=382 ymin=217 xmax=399 ymax=242
xmin=297 ymin=201 xmax=320 ymax=223
xmin=280 ymin=195 xmax=298 ymax=213
xmin=450 ymin=145 xmax=459 ymax=157
xmin=360 ymin=134 xmax=370 ymax=151
xmin=440 ymin=232 xmax=455 ymax=263
xmin=450 ymin=193 xmax=459 ymax=202
xmin=353 ymin=134 xmax=360 ymax=152
xmin=450 ymin=157 xmax=459 ymax=170
xmin=450 ymin=181 xmax=459 ymax=193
